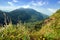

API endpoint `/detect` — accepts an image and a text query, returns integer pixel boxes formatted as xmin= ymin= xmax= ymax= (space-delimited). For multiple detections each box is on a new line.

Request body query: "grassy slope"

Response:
xmin=39 ymin=9 xmax=60 ymax=40
xmin=0 ymin=23 xmax=46 ymax=40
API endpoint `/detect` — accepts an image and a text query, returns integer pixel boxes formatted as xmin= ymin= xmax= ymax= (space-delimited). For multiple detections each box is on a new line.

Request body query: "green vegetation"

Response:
xmin=39 ymin=9 xmax=60 ymax=40
xmin=0 ymin=22 xmax=45 ymax=40
xmin=0 ymin=9 xmax=60 ymax=40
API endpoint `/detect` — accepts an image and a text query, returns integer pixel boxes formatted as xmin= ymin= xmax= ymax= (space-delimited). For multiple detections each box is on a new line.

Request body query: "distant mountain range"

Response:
xmin=0 ymin=8 xmax=48 ymax=25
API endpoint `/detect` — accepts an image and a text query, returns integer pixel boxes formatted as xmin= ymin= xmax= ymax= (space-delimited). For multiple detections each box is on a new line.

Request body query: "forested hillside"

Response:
xmin=0 ymin=8 xmax=48 ymax=25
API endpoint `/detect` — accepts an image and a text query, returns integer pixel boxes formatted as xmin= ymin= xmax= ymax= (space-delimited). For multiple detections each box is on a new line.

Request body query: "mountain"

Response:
xmin=39 ymin=9 xmax=60 ymax=40
xmin=0 ymin=8 xmax=48 ymax=25
xmin=0 ymin=10 xmax=5 ymax=25
xmin=9 ymin=8 xmax=48 ymax=24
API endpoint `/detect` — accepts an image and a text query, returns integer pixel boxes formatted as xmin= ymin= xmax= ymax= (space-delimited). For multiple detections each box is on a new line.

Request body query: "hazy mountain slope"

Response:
xmin=39 ymin=9 xmax=60 ymax=40
xmin=0 ymin=8 xmax=48 ymax=24
xmin=8 ymin=8 xmax=48 ymax=24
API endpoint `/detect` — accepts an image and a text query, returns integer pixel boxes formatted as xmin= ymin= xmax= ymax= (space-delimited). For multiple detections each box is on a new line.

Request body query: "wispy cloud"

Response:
xmin=30 ymin=1 xmax=48 ymax=6
xmin=21 ymin=5 xmax=30 ymax=8
xmin=48 ymin=8 xmax=57 ymax=13
xmin=17 ymin=5 xmax=30 ymax=8
xmin=0 ymin=5 xmax=31 ymax=11
xmin=7 ymin=0 xmax=48 ymax=9
xmin=7 ymin=0 xmax=18 ymax=6
xmin=0 ymin=6 xmax=17 ymax=11
xmin=8 ymin=2 xmax=14 ymax=6
xmin=13 ymin=0 xmax=18 ymax=2
xmin=58 ymin=1 xmax=60 ymax=4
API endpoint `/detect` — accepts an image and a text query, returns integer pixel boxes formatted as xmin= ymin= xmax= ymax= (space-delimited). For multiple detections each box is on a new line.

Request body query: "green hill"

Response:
xmin=9 ymin=8 xmax=48 ymax=24
xmin=0 ymin=8 xmax=48 ymax=25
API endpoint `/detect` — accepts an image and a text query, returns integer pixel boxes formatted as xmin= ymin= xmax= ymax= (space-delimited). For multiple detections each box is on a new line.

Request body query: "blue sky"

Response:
xmin=0 ymin=0 xmax=60 ymax=15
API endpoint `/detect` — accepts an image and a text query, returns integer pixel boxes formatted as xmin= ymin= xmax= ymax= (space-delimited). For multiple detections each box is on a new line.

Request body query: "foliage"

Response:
xmin=0 ymin=9 xmax=60 ymax=40
xmin=0 ymin=22 xmax=46 ymax=40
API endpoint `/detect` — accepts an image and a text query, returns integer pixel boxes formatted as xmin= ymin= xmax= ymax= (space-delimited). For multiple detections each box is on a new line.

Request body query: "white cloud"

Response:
xmin=31 ymin=2 xmax=37 ymax=6
xmin=7 ymin=0 xmax=18 ymax=6
xmin=48 ymin=8 xmax=57 ymax=13
xmin=0 ymin=5 xmax=31 ymax=12
xmin=13 ymin=0 xmax=18 ymax=2
xmin=17 ymin=5 xmax=31 ymax=8
xmin=30 ymin=1 xmax=37 ymax=6
xmin=31 ymin=1 xmax=48 ymax=6
xmin=0 ymin=6 xmax=18 ymax=11
xmin=58 ymin=1 xmax=60 ymax=4
xmin=8 ymin=2 xmax=14 ymax=6
xmin=38 ymin=1 xmax=46 ymax=6
xmin=21 ymin=5 xmax=30 ymax=8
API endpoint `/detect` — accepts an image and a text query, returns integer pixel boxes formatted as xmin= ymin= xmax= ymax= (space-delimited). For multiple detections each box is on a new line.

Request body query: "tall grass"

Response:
xmin=0 ymin=18 xmax=47 ymax=40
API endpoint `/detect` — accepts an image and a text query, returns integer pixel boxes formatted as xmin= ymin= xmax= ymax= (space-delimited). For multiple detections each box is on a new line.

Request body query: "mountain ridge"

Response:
xmin=0 ymin=8 xmax=48 ymax=25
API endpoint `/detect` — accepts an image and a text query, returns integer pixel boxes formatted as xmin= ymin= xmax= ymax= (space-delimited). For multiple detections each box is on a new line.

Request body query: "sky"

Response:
xmin=0 ymin=0 xmax=60 ymax=15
